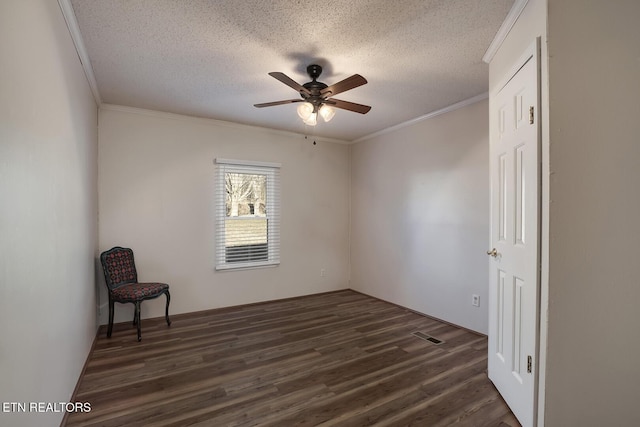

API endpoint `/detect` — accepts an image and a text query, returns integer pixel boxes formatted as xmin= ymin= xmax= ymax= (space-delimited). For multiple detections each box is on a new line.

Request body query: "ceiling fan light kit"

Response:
xmin=297 ymin=102 xmax=335 ymax=126
xmin=255 ymin=64 xmax=371 ymax=127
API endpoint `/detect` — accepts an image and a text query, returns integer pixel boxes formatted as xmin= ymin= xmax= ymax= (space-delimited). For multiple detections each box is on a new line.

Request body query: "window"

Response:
xmin=215 ymin=159 xmax=280 ymax=270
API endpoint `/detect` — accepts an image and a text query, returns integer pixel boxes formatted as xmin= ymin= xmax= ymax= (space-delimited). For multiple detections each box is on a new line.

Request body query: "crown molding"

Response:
xmin=100 ymin=104 xmax=350 ymax=145
xmin=352 ymin=92 xmax=488 ymax=144
xmin=58 ymin=0 xmax=102 ymax=105
xmin=482 ymin=0 xmax=530 ymax=64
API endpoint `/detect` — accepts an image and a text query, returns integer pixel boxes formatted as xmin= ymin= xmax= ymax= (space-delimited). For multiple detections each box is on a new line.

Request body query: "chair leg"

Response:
xmin=135 ymin=301 xmax=142 ymax=342
xmin=133 ymin=304 xmax=138 ymax=326
xmin=107 ymin=298 xmax=115 ymax=338
xmin=165 ymin=290 xmax=171 ymax=326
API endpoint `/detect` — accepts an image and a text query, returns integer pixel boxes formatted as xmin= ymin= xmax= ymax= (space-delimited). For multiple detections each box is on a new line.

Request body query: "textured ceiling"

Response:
xmin=69 ymin=0 xmax=513 ymax=141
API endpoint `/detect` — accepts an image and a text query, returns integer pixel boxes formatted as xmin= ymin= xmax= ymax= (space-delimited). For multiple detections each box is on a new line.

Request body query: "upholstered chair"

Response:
xmin=100 ymin=247 xmax=171 ymax=341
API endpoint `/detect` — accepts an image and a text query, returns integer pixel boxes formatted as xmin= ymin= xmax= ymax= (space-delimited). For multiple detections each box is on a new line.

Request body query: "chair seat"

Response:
xmin=111 ymin=282 xmax=169 ymax=302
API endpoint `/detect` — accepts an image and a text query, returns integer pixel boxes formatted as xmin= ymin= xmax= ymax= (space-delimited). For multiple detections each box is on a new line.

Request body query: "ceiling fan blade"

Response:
xmin=326 ymin=98 xmax=371 ymax=114
xmin=321 ymin=74 xmax=367 ymax=97
xmin=254 ymin=99 xmax=303 ymax=108
xmin=268 ymin=72 xmax=311 ymax=95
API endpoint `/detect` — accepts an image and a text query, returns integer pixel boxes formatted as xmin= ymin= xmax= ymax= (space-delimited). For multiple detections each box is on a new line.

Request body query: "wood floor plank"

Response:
xmin=65 ymin=290 xmax=518 ymax=426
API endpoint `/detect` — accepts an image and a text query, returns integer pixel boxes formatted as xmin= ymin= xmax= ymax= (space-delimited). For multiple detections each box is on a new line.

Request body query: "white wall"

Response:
xmin=350 ymin=100 xmax=490 ymax=334
xmin=0 ymin=2 xmax=98 ymax=427
xmin=543 ymin=0 xmax=640 ymax=425
xmin=98 ymin=106 xmax=350 ymax=324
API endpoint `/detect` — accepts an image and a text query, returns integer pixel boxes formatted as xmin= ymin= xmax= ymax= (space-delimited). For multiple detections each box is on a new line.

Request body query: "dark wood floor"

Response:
xmin=65 ymin=290 xmax=519 ymax=427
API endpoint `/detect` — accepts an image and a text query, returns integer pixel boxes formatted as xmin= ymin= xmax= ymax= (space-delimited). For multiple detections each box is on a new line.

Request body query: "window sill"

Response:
xmin=215 ymin=261 xmax=280 ymax=272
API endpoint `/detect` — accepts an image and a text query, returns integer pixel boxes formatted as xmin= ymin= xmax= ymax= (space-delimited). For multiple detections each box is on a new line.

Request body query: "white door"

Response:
xmin=488 ymin=42 xmax=540 ymax=427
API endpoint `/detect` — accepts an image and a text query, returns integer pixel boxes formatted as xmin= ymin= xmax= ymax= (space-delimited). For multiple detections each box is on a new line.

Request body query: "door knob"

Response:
xmin=486 ymin=248 xmax=498 ymax=258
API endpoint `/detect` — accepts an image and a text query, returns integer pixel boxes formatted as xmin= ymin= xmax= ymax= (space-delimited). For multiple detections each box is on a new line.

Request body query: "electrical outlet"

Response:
xmin=320 ymin=268 xmax=326 ymax=277
xmin=472 ymin=294 xmax=480 ymax=307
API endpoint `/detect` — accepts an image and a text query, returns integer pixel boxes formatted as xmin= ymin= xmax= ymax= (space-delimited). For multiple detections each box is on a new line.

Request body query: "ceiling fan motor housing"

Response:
xmin=302 ymin=64 xmax=329 ymax=110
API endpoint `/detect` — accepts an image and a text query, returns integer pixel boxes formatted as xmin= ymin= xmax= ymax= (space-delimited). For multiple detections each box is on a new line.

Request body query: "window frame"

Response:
xmin=214 ymin=158 xmax=281 ymax=271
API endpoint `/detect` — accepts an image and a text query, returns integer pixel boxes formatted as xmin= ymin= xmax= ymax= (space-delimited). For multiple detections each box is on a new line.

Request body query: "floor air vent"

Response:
xmin=412 ymin=331 xmax=444 ymax=345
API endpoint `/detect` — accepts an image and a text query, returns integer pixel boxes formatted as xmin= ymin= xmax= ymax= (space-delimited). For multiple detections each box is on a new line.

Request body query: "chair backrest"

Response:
xmin=100 ymin=246 xmax=138 ymax=290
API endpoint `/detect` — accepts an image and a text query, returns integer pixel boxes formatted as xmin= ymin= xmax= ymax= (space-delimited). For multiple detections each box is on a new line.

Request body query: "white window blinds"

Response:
xmin=215 ymin=159 xmax=281 ymax=270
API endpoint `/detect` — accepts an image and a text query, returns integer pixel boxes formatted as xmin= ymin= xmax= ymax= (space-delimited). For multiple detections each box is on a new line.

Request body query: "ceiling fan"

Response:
xmin=254 ymin=64 xmax=371 ymax=126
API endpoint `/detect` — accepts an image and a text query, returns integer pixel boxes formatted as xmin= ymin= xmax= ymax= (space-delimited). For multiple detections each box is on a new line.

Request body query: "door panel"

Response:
xmin=488 ymin=42 xmax=540 ymax=427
